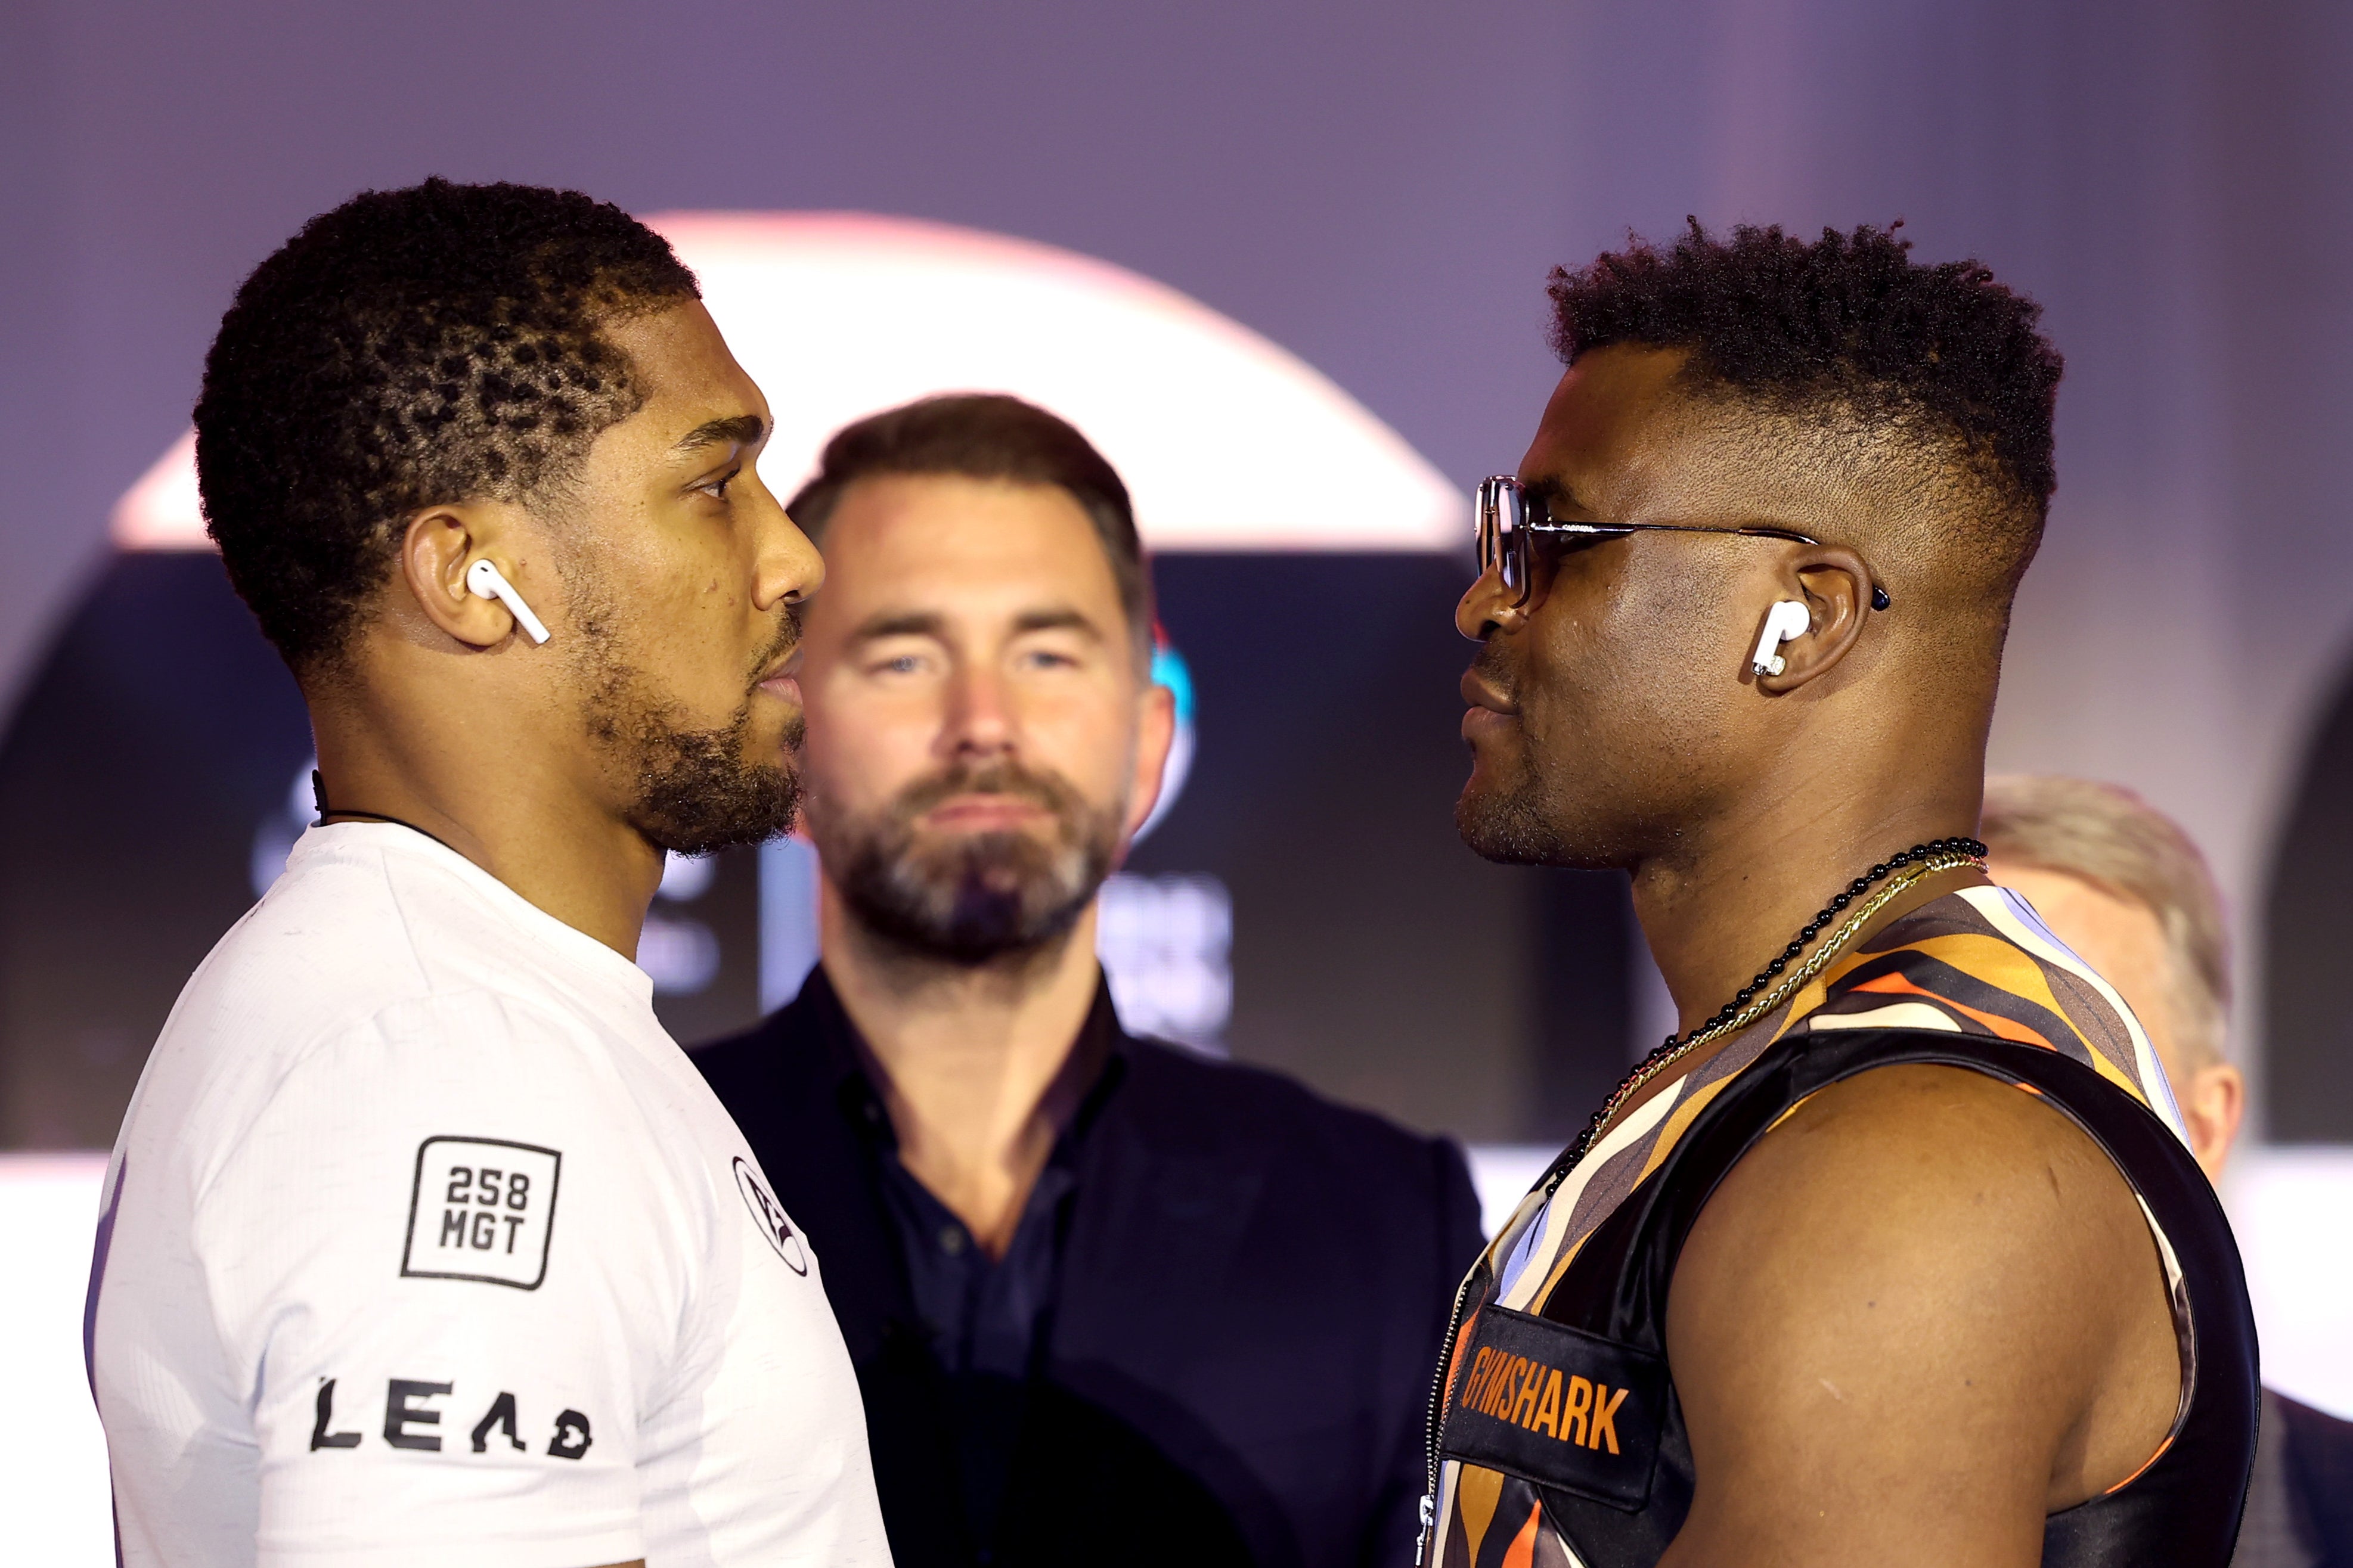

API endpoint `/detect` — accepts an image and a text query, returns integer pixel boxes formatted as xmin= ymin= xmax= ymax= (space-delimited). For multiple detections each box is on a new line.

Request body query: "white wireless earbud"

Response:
xmin=466 ymin=559 xmax=551 ymax=645
xmin=1750 ymin=600 xmax=1811 ymax=678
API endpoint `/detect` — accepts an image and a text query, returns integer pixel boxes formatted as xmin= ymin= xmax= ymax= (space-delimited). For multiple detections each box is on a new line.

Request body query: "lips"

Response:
xmin=1461 ymin=666 xmax=1517 ymax=718
xmin=755 ymin=645 xmax=802 ymax=703
xmin=921 ymin=794 xmax=1050 ymax=832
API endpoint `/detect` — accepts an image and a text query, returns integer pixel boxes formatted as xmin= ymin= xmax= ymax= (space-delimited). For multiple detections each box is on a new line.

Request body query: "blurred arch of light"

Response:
xmin=110 ymin=210 xmax=1464 ymax=553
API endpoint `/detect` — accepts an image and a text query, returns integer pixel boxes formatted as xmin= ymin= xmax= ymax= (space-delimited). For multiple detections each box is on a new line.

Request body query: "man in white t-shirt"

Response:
xmin=87 ymin=179 xmax=891 ymax=1568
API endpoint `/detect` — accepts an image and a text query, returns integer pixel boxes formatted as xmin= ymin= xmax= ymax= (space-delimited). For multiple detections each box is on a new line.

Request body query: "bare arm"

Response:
xmin=1659 ymin=1065 xmax=2179 ymax=1568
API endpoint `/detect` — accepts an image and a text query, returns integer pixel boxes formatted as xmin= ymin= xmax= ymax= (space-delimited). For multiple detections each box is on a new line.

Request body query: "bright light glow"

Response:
xmin=1464 ymin=1144 xmax=1558 ymax=1238
xmin=111 ymin=213 xmax=1462 ymax=554
xmin=1 ymin=1153 xmax=113 ymax=1568
xmin=759 ymin=837 xmax=823 ymax=1013
xmin=110 ymin=429 xmax=200 ymax=551
xmin=638 ymin=914 xmax=722 ymax=995
xmin=1097 ymin=872 xmax=1233 ymax=1050
xmin=2225 ymin=1147 xmax=2353 ymax=1417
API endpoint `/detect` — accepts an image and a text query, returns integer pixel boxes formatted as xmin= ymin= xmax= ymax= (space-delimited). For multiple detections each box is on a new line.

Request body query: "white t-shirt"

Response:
xmin=89 ymin=823 xmax=892 ymax=1568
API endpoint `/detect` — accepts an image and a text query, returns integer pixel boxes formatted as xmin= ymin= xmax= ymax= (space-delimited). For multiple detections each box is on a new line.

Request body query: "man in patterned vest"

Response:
xmin=1430 ymin=222 xmax=2258 ymax=1566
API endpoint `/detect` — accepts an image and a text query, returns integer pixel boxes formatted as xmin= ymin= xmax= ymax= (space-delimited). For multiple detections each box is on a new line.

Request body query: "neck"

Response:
xmin=307 ymin=664 xmax=664 ymax=959
xmin=820 ymin=884 xmax=1104 ymax=1259
xmin=1632 ymin=729 xmax=1989 ymax=1036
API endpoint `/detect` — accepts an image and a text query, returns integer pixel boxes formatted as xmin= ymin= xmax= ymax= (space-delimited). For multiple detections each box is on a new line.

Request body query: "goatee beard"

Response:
xmin=813 ymin=759 xmax=1123 ymax=965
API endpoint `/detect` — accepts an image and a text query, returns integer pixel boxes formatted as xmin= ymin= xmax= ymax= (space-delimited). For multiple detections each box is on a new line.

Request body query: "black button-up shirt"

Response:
xmin=693 ymin=965 xmax=1487 ymax=1568
xmin=833 ymin=986 xmax=1122 ymax=1555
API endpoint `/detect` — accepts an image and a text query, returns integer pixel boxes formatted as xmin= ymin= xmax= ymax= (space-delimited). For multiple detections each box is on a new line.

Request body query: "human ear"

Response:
xmin=1752 ymin=546 xmax=1875 ymax=694
xmin=1122 ymin=678 xmax=1179 ymax=842
xmin=398 ymin=503 xmax=550 ymax=650
xmin=2178 ymin=1061 xmax=2245 ymax=1182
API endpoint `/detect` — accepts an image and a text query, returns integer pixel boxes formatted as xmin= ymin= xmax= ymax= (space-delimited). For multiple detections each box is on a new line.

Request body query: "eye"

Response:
xmin=696 ymin=467 xmax=742 ymax=502
xmin=1546 ymin=533 xmax=1611 ymax=559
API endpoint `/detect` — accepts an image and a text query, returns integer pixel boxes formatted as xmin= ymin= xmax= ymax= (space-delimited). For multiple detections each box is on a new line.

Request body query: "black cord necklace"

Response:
xmin=311 ymin=771 xmax=460 ymax=856
xmin=1549 ymin=835 xmax=1989 ymax=1191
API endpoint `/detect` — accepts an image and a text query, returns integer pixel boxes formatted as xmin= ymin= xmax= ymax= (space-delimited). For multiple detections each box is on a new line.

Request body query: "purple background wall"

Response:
xmin=5 ymin=0 xmax=2351 ymax=1135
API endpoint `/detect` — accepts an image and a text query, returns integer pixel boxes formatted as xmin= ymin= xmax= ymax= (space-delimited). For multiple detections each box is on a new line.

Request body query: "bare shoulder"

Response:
xmin=1698 ymin=1063 xmax=2134 ymax=1232
xmin=1658 ymin=1064 xmax=2178 ymax=1568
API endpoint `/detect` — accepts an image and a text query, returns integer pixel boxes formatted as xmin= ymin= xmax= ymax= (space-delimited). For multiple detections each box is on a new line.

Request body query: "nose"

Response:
xmin=757 ymin=487 xmax=824 ymax=612
xmin=943 ymin=660 xmax=1017 ymax=761
xmin=1456 ymin=565 xmax=1524 ymax=642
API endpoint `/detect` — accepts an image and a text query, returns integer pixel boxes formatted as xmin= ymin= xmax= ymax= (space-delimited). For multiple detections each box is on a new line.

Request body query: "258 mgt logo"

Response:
xmin=402 ymin=1137 xmax=562 ymax=1290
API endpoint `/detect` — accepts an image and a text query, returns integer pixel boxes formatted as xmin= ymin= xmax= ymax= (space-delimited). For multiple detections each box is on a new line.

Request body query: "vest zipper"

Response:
xmin=1418 ymin=1146 xmax=1586 ymax=1564
xmin=1416 ymin=1264 xmax=1480 ymax=1563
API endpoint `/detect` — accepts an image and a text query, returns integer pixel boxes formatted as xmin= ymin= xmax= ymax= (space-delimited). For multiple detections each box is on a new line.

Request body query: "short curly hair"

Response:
xmin=194 ymin=178 xmax=699 ymax=675
xmin=1549 ymin=221 xmax=2063 ymax=602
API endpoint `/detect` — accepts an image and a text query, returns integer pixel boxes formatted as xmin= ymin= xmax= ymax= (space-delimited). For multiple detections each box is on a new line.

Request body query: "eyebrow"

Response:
xmin=1011 ymin=608 xmax=1105 ymax=641
xmin=1523 ymin=474 xmax=1585 ymax=516
xmin=849 ymin=610 xmax=948 ymax=644
xmin=671 ymin=413 xmax=766 ymax=456
xmin=847 ymin=606 xmax=1108 ymax=645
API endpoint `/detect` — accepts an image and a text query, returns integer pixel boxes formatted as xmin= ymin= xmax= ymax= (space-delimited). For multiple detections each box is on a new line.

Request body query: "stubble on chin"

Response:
xmin=1457 ymin=718 xmax=1635 ymax=870
xmin=1456 ymin=769 xmax=1571 ymax=865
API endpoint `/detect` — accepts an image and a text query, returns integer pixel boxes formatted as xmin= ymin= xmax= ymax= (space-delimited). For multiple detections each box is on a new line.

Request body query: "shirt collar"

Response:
xmin=798 ymin=962 xmax=1130 ymax=1154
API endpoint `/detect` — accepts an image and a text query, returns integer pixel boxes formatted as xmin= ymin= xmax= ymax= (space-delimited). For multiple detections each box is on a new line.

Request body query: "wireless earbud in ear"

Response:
xmin=465 ymin=559 xmax=552 ymax=645
xmin=1750 ymin=600 xmax=1812 ymax=678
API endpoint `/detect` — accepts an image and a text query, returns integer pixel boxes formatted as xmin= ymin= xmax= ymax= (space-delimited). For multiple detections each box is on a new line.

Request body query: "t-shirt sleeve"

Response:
xmin=194 ymin=989 xmax=697 ymax=1568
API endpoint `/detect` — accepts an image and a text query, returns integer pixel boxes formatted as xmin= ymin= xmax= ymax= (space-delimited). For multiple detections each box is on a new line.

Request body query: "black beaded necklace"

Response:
xmin=1549 ymin=834 xmax=1989 ymax=1190
xmin=311 ymin=771 xmax=461 ymax=856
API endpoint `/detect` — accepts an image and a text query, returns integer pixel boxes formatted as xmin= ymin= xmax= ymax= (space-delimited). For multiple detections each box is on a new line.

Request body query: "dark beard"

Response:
xmin=812 ymin=759 xmax=1121 ymax=965
xmin=624 ymin=704 xmax=802 ymax=856
xmin=573 ymin=602 xmax=802 ymax=857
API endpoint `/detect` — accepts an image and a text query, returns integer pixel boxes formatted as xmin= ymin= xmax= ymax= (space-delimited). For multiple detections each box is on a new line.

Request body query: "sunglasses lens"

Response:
xmin=1476 ymin=477 xmax=1518 ymax=589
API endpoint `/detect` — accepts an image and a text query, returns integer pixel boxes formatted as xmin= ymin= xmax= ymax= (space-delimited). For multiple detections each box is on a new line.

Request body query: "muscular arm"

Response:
xmin=1659 ymin=1066 xmax=2180 ymax=1568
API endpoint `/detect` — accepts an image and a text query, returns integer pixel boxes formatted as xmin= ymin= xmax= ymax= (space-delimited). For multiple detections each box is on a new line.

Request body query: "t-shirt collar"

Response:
xmin=291 ymin=821 xmax=658 ymax=1008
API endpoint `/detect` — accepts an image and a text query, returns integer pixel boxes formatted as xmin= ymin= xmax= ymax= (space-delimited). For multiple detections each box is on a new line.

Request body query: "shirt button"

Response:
xmin=938 ymin=1225 xmax=967 ymax=1256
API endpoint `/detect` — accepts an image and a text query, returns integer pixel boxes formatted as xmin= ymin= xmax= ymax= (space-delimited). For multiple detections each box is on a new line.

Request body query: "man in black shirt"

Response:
xmin=695 ymin=394 xmax=1485 ymax=1568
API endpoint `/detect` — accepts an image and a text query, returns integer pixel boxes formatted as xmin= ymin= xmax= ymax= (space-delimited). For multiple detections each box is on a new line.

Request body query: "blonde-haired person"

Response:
xmin=1983 ymin=775 xmax=2352 ymax=1566
xmin=1980 ymin=775 xmax=2242 ymax=1175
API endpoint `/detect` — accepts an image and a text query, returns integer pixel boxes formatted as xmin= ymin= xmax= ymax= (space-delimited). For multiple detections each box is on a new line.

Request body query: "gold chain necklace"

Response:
xmin=1548 ymin=839 xmax=1989 ymax=1195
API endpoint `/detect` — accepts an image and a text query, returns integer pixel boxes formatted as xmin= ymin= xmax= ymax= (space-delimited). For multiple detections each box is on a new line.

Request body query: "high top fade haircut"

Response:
xmin=194 ymin=178 xmax=700 ymax=676
xmin=1549 ymin=220 xmax=2064 ymax=616
xmin=785 ymin=393 xmax=1155 ymax=669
